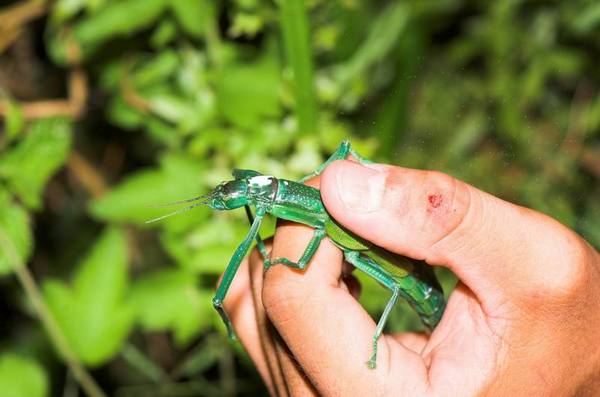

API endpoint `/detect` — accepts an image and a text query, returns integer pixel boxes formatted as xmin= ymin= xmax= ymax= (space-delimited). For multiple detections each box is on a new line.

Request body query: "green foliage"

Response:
xmin=130 ymin=269 xmax=213 ymax=345
xmin=1 ymin=0 xmax=599 ymax=394
xmin=2 ymin=100 xmax=24 ymax=143
xmin=0 ymin=190 xmax=31 ymax=275
xmin=43 ymin=228 xmax=134 ymax=366
xmin=0 ymin=119 xmax=72 ymax=209
xmin=216 ymin=56 xmax=282 ymax=129
xmin=74 ymin=0 xmax=168 ymax=49
xmin=279 ymin=0 xmax=318 ymax=135
xmin=0 ymin=353 xmax=48 ymax=397
xmin=169 ymin=0 xmax=215 ymax=38
xmin=90 ymin=154 xmax=207 ymax=226
xmin=331 ymin=2 xmax=410 ymax=90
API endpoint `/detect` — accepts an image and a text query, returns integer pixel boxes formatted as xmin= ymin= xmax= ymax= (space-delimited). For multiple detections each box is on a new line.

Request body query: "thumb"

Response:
xmin=320 ymin=160 xmax=591 ymax=305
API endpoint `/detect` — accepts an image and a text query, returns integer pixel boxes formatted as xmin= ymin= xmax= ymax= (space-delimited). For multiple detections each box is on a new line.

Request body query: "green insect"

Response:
xmin=150 ymin=141 xmax=445 ymax=369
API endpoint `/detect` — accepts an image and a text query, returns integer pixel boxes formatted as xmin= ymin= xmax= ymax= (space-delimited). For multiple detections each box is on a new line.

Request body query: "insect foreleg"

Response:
xmin=265 ymin=228 xmax=326 ymax=270
xmin=213 ymin=206 xmax=266 ymax=338
xmin=344 ymin=251 xmax=401 ymax=370
xmin=244 ymin=205 xmax=269 ymax=260
xmin=298 ymin=140 xmax=373 ymax=183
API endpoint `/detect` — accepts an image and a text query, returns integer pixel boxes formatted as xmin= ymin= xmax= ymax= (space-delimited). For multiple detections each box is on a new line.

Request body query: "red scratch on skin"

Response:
xmin=428 ymin=194 xmax=443 ymax=209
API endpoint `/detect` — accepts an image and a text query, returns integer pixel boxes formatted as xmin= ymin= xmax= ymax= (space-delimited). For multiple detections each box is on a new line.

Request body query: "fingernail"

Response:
xmin=336 ymin=162 xmax=387 ymax=212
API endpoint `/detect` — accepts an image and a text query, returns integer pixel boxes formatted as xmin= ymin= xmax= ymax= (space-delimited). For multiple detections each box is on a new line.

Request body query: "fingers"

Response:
xmin=262 ymin=220 xmax=429 ymax=396
xmin=247 ymin=246 xmax=317 ymax=396
xmin=392 ymin=332 xmax=428 ymax=354
xmin=246 ymin=247 xmax=289 ymax=396
xmin=225 ymin=243 xmax=317 ymax=396
xmin=320 ymin=160 xmax=595 ymax=305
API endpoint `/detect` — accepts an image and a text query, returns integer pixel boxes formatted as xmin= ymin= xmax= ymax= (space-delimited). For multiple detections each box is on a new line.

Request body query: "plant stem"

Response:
xmin=0 ymin=228 xmax=107 ymax=397
xmin=376 ymin=26 xmax=422 ymax=161
xmin=279 ymin=0 xmax=318 ymax=136
xmin=121 ymin=343 xmax=167 ymax=383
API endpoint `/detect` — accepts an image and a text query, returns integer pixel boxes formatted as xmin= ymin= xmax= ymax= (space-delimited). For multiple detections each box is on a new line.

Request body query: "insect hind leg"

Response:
xmin=298 ymin=140 xmax=373 ymax=183
xmin=344 ymin=251 xmax=401 ymax=369
xmin=265 ymin=228 xmax=325 ymax=270
xmin=244 ymin=205 xmax=269 ymax=260
xmin=213 ymin=207 xmax=265 ymax=339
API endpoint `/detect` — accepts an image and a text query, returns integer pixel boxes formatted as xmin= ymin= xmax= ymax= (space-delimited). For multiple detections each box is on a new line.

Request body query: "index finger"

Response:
xmin=262 ymin=219 xmax=429 ymax=396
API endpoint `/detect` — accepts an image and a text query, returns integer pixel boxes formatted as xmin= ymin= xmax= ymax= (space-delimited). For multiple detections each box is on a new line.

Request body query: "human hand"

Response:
xmin=223 ymin=160 xmax=600 ymax=396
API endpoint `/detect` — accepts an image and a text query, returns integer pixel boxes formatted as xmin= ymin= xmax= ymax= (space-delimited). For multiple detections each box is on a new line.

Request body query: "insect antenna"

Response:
xmin=145 ymin=199 xmax=211 ymax=224
xmin=150 ymin=193 xmax=212 ymax=208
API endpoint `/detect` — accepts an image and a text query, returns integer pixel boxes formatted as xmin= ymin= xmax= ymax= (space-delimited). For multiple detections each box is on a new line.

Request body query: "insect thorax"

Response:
xmin=247 ymin=175 xmax=278 ymax=203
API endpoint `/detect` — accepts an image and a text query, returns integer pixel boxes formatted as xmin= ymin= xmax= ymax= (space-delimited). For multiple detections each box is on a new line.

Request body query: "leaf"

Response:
xmin=159 ymin=215 xmax=251 ymax=274
xmin=52 ymin=0 xmax=86 ymax=23
xmin=74 ymin=0 xmax=168 ymax=47
xmin=216 ymin=56 xmax=281 ymax=128
xmin=441 ymin=112 xmax=486 ymax=162
xmin=572 ymin=3 xmax=600 ymax=34
xmin=148 ymin=93 xmax=196 ymax=124
xmin=106 ymin=95 xmax=145 ymax=130
xmin=0 ymin=190 xmax=32 ymax=276
xmin=332 ymin=2 xmax=410 ymax=87
xmin=0 ymin=353 xmax=48 ymax=397
xmin=229 ymin=12 xmax=265 ymax=38
xmin=0 ymin=119 xmax=72 ymax=209
xmin=130 ymin=269 xmax=213 ymax=344
xmin=3 ymin=100 xmax=24 ymax=142
xmin=90 ymin=154 xmax=209 ymax=227
xmin=133 ymin=50 xmax=179 ymax=87
xmin=151 ymin=18 xmax=178 ymax=48
xmin=43 ymin=228 xmax=134 ymax=366
xmin=169 ymin=0 xmax=215 ymax=38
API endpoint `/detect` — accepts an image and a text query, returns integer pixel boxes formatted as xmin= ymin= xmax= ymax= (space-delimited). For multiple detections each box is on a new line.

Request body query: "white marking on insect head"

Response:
xmin=249 ymin=175 xmax=274 ymax=186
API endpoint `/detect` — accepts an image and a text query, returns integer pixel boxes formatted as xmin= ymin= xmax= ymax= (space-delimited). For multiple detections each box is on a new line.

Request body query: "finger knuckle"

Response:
xmin=412 ymin=170 xmax=471 ymax=247
xmin=544 ymin=232 xmax=592 ymax=300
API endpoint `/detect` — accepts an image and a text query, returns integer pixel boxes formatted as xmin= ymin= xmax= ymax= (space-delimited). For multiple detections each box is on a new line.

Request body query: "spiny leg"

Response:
xmin=298 ymin=140 xmax=373 ymax=183
xmin=232 ymin=169 xmax=261 ymax=180
xmin=244 ymin=205 xmax=269 ymax=260
xmin=344 ymin=251 xmax=401 ymax=369
xmin=266 ymin=228 xmax=325 ymax=270
xmin=213 ymin=207 xmax=266 ymax=338
xmin=236 ymin=168 xmax=267 ymax=259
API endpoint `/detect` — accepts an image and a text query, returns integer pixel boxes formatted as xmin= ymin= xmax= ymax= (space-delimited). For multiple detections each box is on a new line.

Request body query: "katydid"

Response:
xmin=149 ymin=141 xmax=446 ymax=369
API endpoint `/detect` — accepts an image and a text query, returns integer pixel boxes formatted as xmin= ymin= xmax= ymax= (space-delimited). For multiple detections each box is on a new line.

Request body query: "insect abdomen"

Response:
xmin=324 ymin=218 xmax=369 ymax=251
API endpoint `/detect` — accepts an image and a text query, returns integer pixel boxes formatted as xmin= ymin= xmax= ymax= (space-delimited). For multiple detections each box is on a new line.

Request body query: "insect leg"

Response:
xmin=266 ymin=228 xmax=325 ymax=270
xmin=213 ymin=207 xmax=266 ymax=338
xmin=347 ymin=146 xmax=373 ymax=165
xmin=298 ymin=140 xmax=373 ymax=183
xmin=343 ymin=251 xmax=401 ymax=369
xmin=232 ymin=169 xmax=261 ymax=180
xmin=244 ymin=205 xmax=269 ymax=260
xmin=298 ymin=140 xmax=352 ymax=182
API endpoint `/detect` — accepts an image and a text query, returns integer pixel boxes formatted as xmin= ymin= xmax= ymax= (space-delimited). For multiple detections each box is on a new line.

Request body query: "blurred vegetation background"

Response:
xmin=0 ymin=0 xmax=599 ymax=395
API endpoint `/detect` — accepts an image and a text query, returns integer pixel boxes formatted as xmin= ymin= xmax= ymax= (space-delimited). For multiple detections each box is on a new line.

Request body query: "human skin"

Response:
xmin=222 ymin=160 xmax=600 ymax=396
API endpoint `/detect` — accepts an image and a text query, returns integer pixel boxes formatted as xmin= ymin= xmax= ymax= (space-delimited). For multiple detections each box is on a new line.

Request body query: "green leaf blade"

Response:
xmin=0 ymin=354 xmax=48 ymax=397
xmin=43 ymin=228 xmax=134 ymax=366
xmin=0 ymin=190 xmax=32 ymax=275
xmin=130 ymin=269 xmax=213 ymax=345
xmin=0 ymin=119 xmax=72 ymax=210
